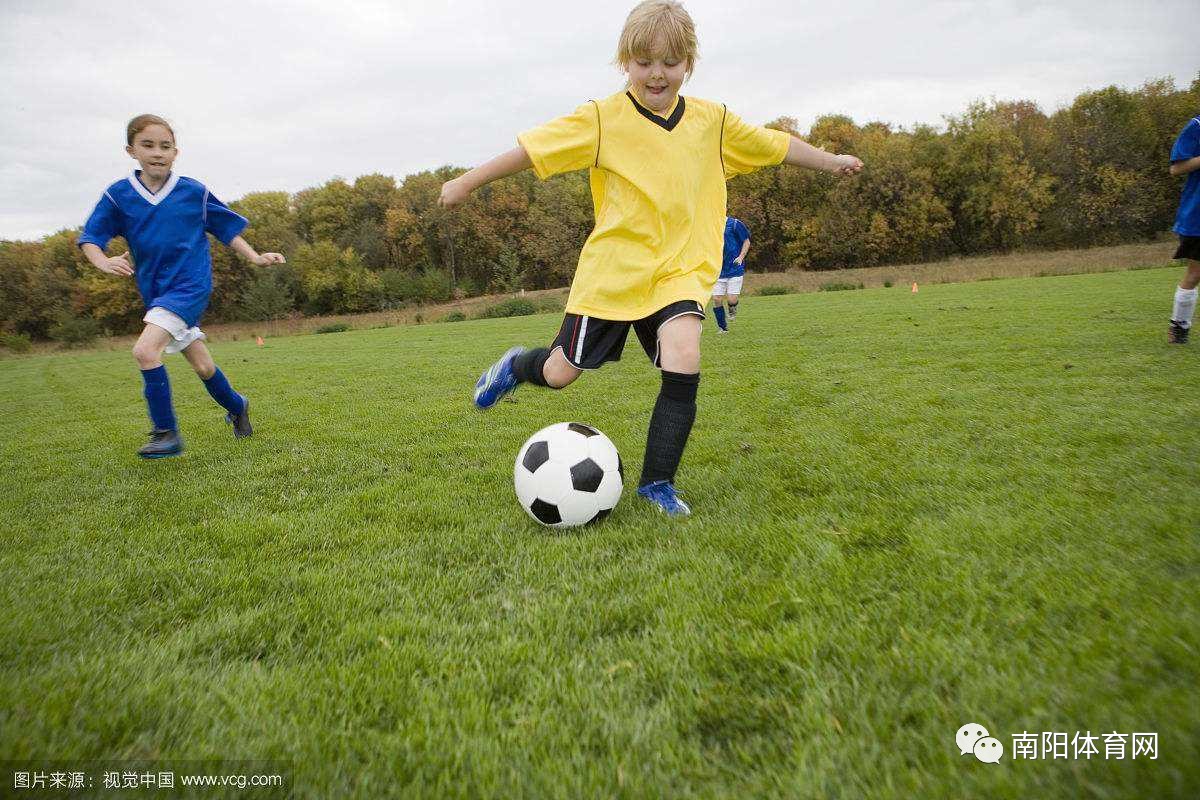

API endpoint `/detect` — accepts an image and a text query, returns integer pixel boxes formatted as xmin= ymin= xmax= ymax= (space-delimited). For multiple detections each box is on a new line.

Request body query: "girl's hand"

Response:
xmin=253 ymin=252 xmax=286 ymax=266
xmin=830 ymin=154 xmax=863 ymax=176
xmin=438 ymin=177 xmax=472 ymax=209
xmin=98 ymin=251 xmax=133 ymax=276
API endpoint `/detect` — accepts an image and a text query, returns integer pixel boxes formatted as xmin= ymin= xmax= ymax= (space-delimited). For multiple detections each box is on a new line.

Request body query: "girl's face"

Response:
xmin=625 ymin=41 xmax=688 ymax=114
xmin=125 ymin=124 xmax=177 ymax=181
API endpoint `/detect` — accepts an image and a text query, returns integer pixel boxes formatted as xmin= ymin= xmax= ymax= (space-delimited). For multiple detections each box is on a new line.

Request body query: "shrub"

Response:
xmin=0 ymin=332 xmax=32 ymax=353
xmin=440 ymin=311 xmax=467 ymax=323
xmin=757 ymin=285 xmax=795 ymax=296
xmin=379 ymin=269 xmax=419 ymax=307
xmin=883 ymin=279 xmax=894 ymax=288
xmin=416 ymin=269 xmax=453 ymax=304
xmin=239 ymin=267 xmax=296 ymax=321
xmin=477 ymin=298 xmax=537 ymax=319
xmin=819 ymin=281 xmax=864 ymax=292
xmin=315 ymin=323 xmax=350 ymax=334
xmin=48 ymin=316 xmax=102 ymax=347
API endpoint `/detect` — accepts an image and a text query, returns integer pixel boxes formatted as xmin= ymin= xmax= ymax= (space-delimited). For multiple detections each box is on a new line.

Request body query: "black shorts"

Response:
xmin=1175 ymin=235 xmax=1200 ymax=262
xmin=550 ymin=300 xmax=705 ymax=370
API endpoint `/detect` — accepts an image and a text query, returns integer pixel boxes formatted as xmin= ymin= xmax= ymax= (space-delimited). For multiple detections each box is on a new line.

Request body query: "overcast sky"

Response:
xmin=0 ymin=0 xmax=1194 ymax=240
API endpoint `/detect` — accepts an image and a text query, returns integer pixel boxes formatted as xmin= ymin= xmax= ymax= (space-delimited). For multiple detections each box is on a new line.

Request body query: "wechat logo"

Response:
xmin=957 ymin=722 xmax=1004 ymax=763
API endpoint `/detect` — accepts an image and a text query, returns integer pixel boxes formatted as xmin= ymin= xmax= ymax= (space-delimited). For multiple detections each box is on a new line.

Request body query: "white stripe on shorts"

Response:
xmin=574 ymin=316 xmax=589 ymax=364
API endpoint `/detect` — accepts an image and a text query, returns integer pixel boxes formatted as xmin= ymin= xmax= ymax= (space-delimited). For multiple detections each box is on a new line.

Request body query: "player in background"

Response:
xmin=1168 ymin=114 xmax=1200 ymax=344
xmin=78 ymin=114 xmax=285 ymax=457
xmin=711 ymin=216 xmax=750 ymax=333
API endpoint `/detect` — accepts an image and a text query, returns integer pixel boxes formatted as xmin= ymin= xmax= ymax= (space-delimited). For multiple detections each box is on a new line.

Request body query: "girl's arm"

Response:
xmin=229 ymin=236 xmax=285 ymax=266
xmin=80 ymin=243 xmax=133 ymax=276
xmin=1170 ymin=156 xmax=1200 ymax=177
xmin=784 ymin=136 xmax=863 ymax=175
xmin=439 ymin=146 xmax=533 ymax=208
xmin=736 ymin=239 xmax=750 ymax=264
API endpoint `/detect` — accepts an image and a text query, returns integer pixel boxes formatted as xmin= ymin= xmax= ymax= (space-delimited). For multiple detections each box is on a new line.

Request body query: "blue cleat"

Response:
xmin=138 ymin=428 xmax=183 ymax=459
xmin=637 ymin=480 xmax=691 ymax=517
xmin=473 ymin=346 xmax=525 ymax=409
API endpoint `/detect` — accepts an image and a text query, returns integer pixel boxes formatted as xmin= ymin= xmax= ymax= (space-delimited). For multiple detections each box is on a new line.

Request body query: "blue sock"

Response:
xmin=141 ymin=366 xmax=177 ymax=431
xmin=713 ymin=304 xmax=727 ymax=331
xmin=202 ymin=367 xmax=245 ymax=415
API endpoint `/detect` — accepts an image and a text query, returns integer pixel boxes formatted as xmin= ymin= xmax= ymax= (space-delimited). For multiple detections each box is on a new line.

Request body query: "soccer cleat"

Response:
xmin=226 ymin=396 xmax=252 ymax=438
xmin=715 ymin=328 xmax=728 ymax=334
xmin=637 ymin=480 xmax=691 ymax=517
xmin=1169 ymin=320 xmax=1190 ymax=344
xmin=138 ymin=429 xmax=183 ymax=459
xmin=473 ymin=346 xmax=525 ymax=409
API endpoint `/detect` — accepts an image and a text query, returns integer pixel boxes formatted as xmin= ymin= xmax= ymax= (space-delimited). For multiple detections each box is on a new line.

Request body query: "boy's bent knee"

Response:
xmin=542 ymin=349 xmax=582 ymax=388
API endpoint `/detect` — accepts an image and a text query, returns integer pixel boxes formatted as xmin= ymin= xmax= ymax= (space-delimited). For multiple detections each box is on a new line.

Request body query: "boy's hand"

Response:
xmin=831 ymin=154 xmax=863 ymax=175
xmin=438 ymin=177 xmax=472 ymax=209
xmin=253 ymin=252 xmax=286 ymax=266
xmin=831 ymin=154 xmax=863 ymax=176
xmin=98 ymin=251 xmax=133 ymax=276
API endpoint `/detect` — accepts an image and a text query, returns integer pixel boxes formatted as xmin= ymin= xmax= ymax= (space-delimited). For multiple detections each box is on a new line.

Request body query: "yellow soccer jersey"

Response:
xmin=518 ymin=90 xmax=790 ymax=320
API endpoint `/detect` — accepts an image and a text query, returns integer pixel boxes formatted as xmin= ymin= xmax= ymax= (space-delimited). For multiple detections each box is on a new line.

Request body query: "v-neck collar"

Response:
xmin=128 ymin=169 xmax=179 ymax=206
xmin=625 ymin=91 xmax=685 ymax=132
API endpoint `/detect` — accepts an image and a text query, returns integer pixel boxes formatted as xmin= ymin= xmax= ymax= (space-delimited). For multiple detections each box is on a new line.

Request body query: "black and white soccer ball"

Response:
xmin=513 ymin=422 xmax=624 ymax=528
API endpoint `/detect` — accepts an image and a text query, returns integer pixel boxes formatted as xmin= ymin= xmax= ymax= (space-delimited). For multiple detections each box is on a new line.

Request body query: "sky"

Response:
xmin=0 ymin=0 xmax=1194 ymax=241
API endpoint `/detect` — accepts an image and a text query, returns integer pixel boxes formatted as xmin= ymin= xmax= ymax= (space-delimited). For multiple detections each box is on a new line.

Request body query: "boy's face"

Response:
xmin=625 ymin=43 xmax=689 ymax=114
xmin=125 ymin=124 xmax=177 ymax=181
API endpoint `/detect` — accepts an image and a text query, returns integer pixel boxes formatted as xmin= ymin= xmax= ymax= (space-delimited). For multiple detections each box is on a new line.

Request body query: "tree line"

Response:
xmin=2 ymin=76 xmax=1197 ymax=342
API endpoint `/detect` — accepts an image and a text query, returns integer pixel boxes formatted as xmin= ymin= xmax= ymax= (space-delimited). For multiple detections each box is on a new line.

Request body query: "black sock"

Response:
xmin=639 ymin=370 xmax=699 ymax=487
xmin=512 ymin=347 xmax=551 ymax=387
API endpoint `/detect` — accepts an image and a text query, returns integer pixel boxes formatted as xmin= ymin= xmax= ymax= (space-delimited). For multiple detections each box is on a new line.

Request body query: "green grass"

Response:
xmin=1 ymin=268 xmax=1197 ymax=798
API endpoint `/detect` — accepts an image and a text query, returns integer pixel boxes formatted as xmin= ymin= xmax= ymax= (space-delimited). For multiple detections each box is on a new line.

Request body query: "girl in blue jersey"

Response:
xmin=78 ymin=114 xmax=285 ymax=458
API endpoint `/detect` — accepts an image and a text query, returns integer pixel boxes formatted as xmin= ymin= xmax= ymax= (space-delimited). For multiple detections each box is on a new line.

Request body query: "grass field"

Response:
xmin=1 ymin=267 xmax=1197 ymax=798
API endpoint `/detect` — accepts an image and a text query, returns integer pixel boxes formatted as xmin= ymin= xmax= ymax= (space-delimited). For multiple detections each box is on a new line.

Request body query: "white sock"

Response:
xmin=1173 ymin=286 xmax=1198 ymax=328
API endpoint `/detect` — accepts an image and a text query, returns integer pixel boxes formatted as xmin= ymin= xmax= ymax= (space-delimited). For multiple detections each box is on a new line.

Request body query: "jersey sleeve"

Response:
xmin=734 ymin=218 xmax=751 ymax=242
xmin=721 ymin=109 xmax=790 ymax=179
xmin=76 ymin=192 xmax=122 ymax=251
xmin=203 ymin=190 xmax=248 ymax=245
xmin=1170 ymin=119 xmax=1200 ymax=163
xmin=517 ymin=102 xmax=600 ymax=180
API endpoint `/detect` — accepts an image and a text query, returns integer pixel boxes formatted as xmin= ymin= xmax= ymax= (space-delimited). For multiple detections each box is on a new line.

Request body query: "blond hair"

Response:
xmin=615 ymin=1 xmax=698 ymax=78
xmin=126 ymin=114 xmax=175 ymax=146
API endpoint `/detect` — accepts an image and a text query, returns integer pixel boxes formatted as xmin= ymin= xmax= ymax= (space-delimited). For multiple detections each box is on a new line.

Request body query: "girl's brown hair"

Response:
xmin=126 ymin=114 xmax=175 ymax=146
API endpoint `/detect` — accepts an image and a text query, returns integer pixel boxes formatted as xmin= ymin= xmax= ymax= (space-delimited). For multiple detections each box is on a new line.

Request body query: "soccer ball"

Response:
xmin=513 ymin=422 xmax=624 ymax=528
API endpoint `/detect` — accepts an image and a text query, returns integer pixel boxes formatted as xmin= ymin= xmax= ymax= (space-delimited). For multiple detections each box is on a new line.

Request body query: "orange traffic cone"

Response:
xmin=256 ymin=336 xmax=265 ymax=347
xmin=911 ymin=282 xmax=919 ymax=293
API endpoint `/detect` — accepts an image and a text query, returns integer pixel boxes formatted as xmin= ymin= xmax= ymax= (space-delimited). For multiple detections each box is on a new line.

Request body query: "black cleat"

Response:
xmin=226 ymin=396 xmax=252 ymax=438
xmin=138 ymin=429 xmax=183 ymax=459
xmin=1169 ymin=320 xmax=1190 ymax=344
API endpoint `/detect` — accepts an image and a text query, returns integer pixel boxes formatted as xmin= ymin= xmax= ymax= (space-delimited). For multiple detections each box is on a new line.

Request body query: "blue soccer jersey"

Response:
xmin=720 ymin=217 xmax=751 ymax=279
xmin=1171 ymin=116 xmax=1200 ymax=237
xmin=78 ymin=171 xmax=247 ymax=326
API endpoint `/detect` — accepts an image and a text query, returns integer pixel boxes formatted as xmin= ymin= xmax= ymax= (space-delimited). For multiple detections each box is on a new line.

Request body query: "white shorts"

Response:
xmin=144 ymin=307 xmax=206 ymax=354
xmin=712 ymin=276 xmax=744 ymax=297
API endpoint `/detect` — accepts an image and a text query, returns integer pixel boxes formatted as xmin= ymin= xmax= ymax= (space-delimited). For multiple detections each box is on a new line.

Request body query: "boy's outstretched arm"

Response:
xmin=784 ymin=136 xmax=863 ymax=176
xmin=1170 ymin=156 xmax=1200 ymax=177
xmin=439 ymin=146 xmax=533 ymax=208
xmin=229 ymin=236 xmax=285 ymax=266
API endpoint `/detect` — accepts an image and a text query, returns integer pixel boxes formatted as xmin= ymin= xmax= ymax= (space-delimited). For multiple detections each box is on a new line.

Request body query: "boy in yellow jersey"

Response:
xmin=440 ymin=0 xmax=862 ymax=516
